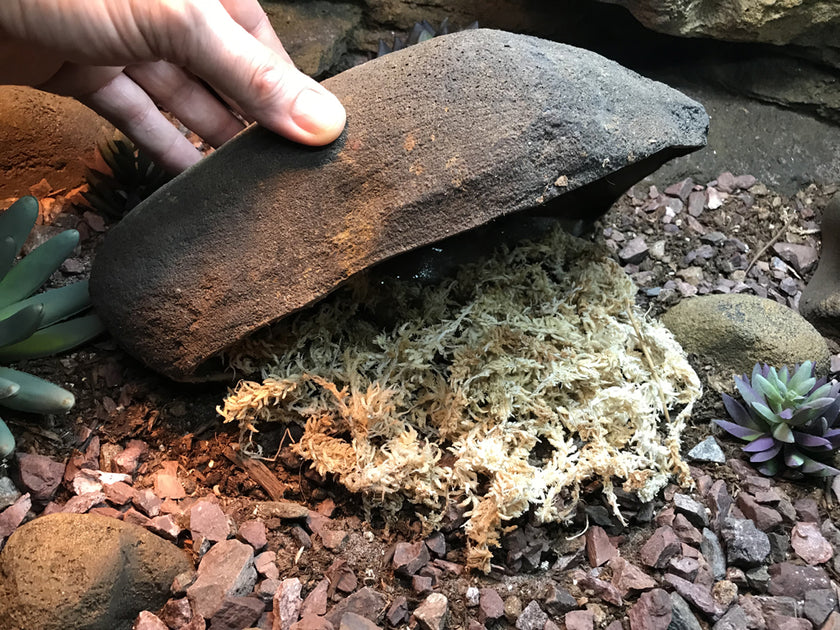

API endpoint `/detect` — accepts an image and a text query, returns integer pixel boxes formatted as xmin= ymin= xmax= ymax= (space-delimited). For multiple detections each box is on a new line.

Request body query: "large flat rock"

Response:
xmin=90 ymin=29 xmax=708 ymax=381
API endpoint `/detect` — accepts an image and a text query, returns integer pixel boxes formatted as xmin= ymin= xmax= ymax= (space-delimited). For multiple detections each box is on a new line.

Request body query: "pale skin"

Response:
xmin=0 ymin=0 xmax=347 ymax=173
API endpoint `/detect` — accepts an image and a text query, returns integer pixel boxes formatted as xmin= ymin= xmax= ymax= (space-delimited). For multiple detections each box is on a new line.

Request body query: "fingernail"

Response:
xmin=290 ymin=88 xmax=346 ymax=136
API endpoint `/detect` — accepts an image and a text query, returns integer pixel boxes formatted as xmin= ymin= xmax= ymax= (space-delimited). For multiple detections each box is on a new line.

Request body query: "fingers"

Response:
xmin=125 ymin=61 xmax=245 ymax=147
xmin=173 ymin=1 xmax=346 ymax=146
xmin=218 ymin=0 xmax=293 ymax=65
xmin=80 ymin=71 xmax=203 ymax=173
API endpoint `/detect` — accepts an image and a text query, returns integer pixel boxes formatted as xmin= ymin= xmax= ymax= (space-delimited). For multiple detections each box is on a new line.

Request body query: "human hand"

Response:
xmin=0 ymin=0 xmax=347 ymax=172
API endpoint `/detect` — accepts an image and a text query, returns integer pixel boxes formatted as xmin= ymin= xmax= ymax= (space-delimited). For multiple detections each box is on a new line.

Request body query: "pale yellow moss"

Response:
xmin=218 ymin=225 xmax=702 ymax=572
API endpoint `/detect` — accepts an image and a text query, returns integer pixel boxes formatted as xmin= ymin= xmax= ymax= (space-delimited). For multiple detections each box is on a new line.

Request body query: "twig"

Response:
xmin=744 ymin=216 xmax=795 ymax=276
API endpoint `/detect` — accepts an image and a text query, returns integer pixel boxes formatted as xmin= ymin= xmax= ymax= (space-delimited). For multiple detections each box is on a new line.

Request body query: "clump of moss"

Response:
xmin=219 ymin=224 xmax=701 ymax=571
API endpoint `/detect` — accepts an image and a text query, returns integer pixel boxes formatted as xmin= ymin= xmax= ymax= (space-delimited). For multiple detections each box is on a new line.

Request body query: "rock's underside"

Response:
xmin=90 ymin=28 xmax=708 ymax=381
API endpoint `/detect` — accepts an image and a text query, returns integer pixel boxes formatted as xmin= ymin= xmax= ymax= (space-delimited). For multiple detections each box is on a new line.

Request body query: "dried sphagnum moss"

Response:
xmin=218 ymin=225 xmax=701 ymax=571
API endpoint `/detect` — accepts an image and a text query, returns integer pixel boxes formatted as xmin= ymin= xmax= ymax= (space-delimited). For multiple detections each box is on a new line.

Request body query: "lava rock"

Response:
xmin=0 ymin=513 xmax=191 ymax=630
xmin=90 ymin=28 xmax=708 ymax=381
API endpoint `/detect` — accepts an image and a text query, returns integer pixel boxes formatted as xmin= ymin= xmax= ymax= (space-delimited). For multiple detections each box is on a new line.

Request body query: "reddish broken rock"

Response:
xmin=640 ymin=526 xmax=682 ymax=569
xmin=586 ymin=526 xmax=618 ymax=567
xmin=16 ymin=453 xmax=64 ymax=504
xmin=90 ymin=28 xmax=707 ymax=381
xmin=628 ymin=588 xmax=672 ymax=630
xmin=790 ymin=522 xmax=834 ymax=565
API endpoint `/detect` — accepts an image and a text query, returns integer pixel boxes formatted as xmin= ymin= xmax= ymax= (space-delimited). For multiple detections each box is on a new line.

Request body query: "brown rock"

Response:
xmin=324 ymin=587 xmax=387 ymax=627
xmin=210 ymin=596 xmax=265 ymax=630
xmin=768 ymin=562 xmax=830 ymax=598
xmin=628 ymin=588 xmax=672 ymax=630
xmin=115 ymin=440 xmax=150 ymax=476
xmin=0 ymin=494 xmax=31 ymax=540
xmin=290 ymin=615 xmax=334 ymax=630
xmin=238 ymin=519 xmax=268 ymax=551
xmin=392 ymin=541 xmax=430 ymax=576
xmin=159 ymin=597 xmax=194 ymax=629
xmin=90 ymin=29 xmax=708 ymax=381
xmin=664 ymin=574 xmax=724 ymax=620
xmin=272 ymin=578 xmax=302 ymax=630
xmin=301 ymin=579 xmax=329 ymax=617
xmin=154 ymin=461 xmax=186 ymax=499
xmin=133 ymin=611 xmax=169 ymax=630
xmin=187 ymin=539 xmax=257 ymax=619
xmin=104 ymin=481 xmax=136 ymax=506
xmin=610 ymin=557 xmax=657 ymax=595
xmin=640 ymin=526 xmax=682 ymax=568
xmin=16 ymin=453 xmax=64 ymax=505
xmin=586 ymin=526 xmax=618 ymax=567
xmin=737 ymin=493 xmax=783 ymax=532
xmin=479 ymin=588 xmax=505 ymax=623
xmin=190 ymin=500 xmax=230 ymax=543
xmin=320 ymin=529 xmax=348 ymax=551
xmin=413 ymin=592 xmax=448 ymax=630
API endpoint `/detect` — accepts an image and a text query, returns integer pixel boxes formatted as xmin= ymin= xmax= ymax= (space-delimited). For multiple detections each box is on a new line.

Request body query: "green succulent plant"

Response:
xmin=377 ymin=18 xmax=478 ymax=57
xmin=0 ymin=196 xmax=105 ymax=459
xmin=82 ymin=134 xmax=170 ymax=219
xmin=714 ymin=361 xmax=840 ymax=477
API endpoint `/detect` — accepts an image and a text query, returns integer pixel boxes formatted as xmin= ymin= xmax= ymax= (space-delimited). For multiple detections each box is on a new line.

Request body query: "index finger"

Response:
xmin=218 ymin=0 xmax=293 ymax=65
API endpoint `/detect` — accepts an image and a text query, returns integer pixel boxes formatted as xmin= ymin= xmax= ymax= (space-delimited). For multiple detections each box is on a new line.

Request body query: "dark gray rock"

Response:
xmin=712 ymin=605 xmax=748 ymax=630
xmin=721 ymin=518 xmax=771 ymax=568
xmin=803 ymin=588 xmax=838 ymax=627
xmin=90 ymin=28 xmax=708 ymax=381
xmin=687 ymin=437 xmax=725 ymax=464
xmin=515 ymin=601 xmax=548 ymax=630
xmin=669 ymin=592 xmax=703 ymax=630
xmin=324 ymin=587 xmax=387 ymax=627
xmin=700 ymin=528 xmax=727 ymax=581
xmin=674 ymin=493 xmax=709 ymax=529
xmin=0 ymin=513 xmax=192 ymax=630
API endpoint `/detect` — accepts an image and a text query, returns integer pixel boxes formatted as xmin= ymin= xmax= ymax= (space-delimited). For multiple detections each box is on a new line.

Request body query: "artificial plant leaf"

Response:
xmin=714 ymin=419 xmax=765 ymax=441
xmin=0 ymin=313 xmax=104 ymax=362
xmin=772 ymin=422 xmax=795 ymax=443
xmin=749 ymin=443 xmax=781 ymax=462
xmin=0 ymin=366 xmax=74 ymax=414
xmin=743 ymin=435 xmax=776 ymax=453
xmin=0 ymin=229 xmax=80 ymax=310
xmin=722 ymin=393 xmax=765 ymax=431
xmin=792 ymin=431 xmax=832 ymax=450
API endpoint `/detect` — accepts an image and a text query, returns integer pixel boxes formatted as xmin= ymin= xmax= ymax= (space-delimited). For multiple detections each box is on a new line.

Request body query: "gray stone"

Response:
xmin=700 ymin=529 xmax=727 ymax=581
xmin=0 ymin=476 xmax=20 ymax=510
xmin=90 ymin=29 xmax=707 ymax=381
xmin=712 ymin=605 xmax=748 ymax=630
xmin=803 ymin=588 xmax=838 ymax=627
xmin=619 ymin=237 xmax=649 ymax=265
xmin=187 ymin=539 xmax=257 ymax=619
xmin=0 ymin=493 xmax=31 ymax=540
xmin=687 ymin=437 xmax=725 ymax=464
xmin=721 ymin=518 xmax=771 ymax=568
xmin=745 ymin=566 xmax=771 ymax=593
xmin=802 ymin=195 xmax=840 ymax=341
xmin=661 ymin=294 xmax=830 ymax=376
xmin=515 ymin=601 xmax=548 ymax=630
xmin=0 ymin=513 xmax=191 ymax=630
xmin=673 ymin=493 xmax=709 ymax=529
xmin=669 ymin=592 xmax=703 ymax=630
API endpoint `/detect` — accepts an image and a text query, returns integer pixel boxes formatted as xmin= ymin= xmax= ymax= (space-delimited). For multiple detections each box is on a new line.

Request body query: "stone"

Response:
xmin=823 ymin=611 xmax=840 ymax=630
xmin=301 ymin=579 xmax=329 ymax=617
xmin=254 ymin=501 xmax=310 ymax=520
xmin=272 ymin=578 xmax=302 ymax=630
xmin=190 ymin=500 xmax=231 ymax=543
xmin=803 ymin=589 xmax=838 ymax=627
xmin=187 ymin=539 xmax=257 ymax=619
xmin=104 ymin=481 xmax=136 ymax=506
xmin=801 ymin=195 xmax=840 ymax=340
xmin=712 ymin=580 xmax=739 ymax=609
xmin=610 ymin=557 xmax=657 ymax=595
xmin=641 ymin=526 xmax=682 ymax=568
xmin=0 ymin=86 xmax=115 ymax=199
xmin=413 ymin=592 xmax=449 ymax=630
xmin=320 ymin=529 xmax=348 ymax=551
xmin=713 ymin=605 xmax=748 ymax=630
xmin=147 ymin=514 xmax=182 ymax=541
xmin=661 ymin=294 xmax=830 ymax=376
xmin=746 ymin=566 xmax=772 ymax=593
xmin=619 ymin=237 xmax=649 ymax=265
xmin=238 ymin=519 xmax=268 ymax=551
xmin=628 ymin=588 xmax=671 ymax=630
xmin=543 ymin=582 xmax=578 ymax=615
xmin=687 ymin=436 xmax=726 ymax=463
xmin=291 ymin=615 xmax=335 ymax=630
xmin=90 ymin=29 xmax=708 ymax=381
xmin=668 ymin=556 xmax=700 ymax=582
xmin=479 ymin=588 xmax=505 ymax=623
xmin=338 ymin=612 xmax=380 ymax=630
xmin=793 ymin=498 xmax=820 ymax=523
xmin=674 ymin=494 xmax=709 ymax=529
xmin=154 ymin=461 xmax=186 ymax=499
xmin=767 ymin=532 xmax=790 ymax=564
xmin=564 ymin=610 xmax=595 ymax=630
xmin=701 ymin=528 xmax=727 ymax=580
xmin=392 ymin=541 xmax=430 ymax=576
xmin=772 ymin=243 xmax=819 ymax=276
xmin=721 ymin=518 xmax=771 ymax=568
xmin=386 ymin=596 xmax=409 ymax=626
xmin=575 ymin=571 xmax=623 ymax=607
xmin=0 ymin=493 xmax=31 ymax=540
xmin=664 ymin=574 xmax=723 ymax=621
xmin=133 ymin=611 xmax=169 ymax=630
xmin=670 ymin=592 xmax=703 ymax=630
xmin=763 ymin=615 xmax=812 ymax=630
xmin=768 ymin=562 xmax=830 ymax=599
xmin=210 ymin=596 xmax=265 ymax=630
xmin=15 ymin=452 xmax=64 ymax=505
xmin=255 ymin=551 xmax=280 ymax=580
xmin=114 ymin=440 xmax=150 ymax=476
xmin=0 ymin=476 xmax=21 ymax=511
xmin=586 ymin=526 xmax=618 ymax=567
xmin=159 ymin=597 xmax=194 ymax=629
xmin=737 ymin=494 xmax=783 ymax=532
xmin=791 ymin=522 xmax=834 ymax=565
xmin=515 ymin=601 xmax=547 ymax=630
xmin=0 ymin=513 xmax=191 ymax=630
xmin=133 ymin=488 xmax=162 ymax=517
xmin=262 ymin=1 xmax=361 ymax=78
xmin=324 ymin=588 xmax=387 ymax=627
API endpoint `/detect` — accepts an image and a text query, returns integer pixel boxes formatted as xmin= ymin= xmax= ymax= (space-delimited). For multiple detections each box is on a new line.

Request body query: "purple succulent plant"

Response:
xmin=714 ymin=361 xmax=840 ymax=477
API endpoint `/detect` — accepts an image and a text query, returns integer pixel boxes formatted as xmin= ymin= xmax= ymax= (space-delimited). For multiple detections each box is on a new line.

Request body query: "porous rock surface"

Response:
xmin=0 ymin=513 xmax=192 ymax=630
xmin=661 ymin=293 xmax=830 ymax=377
xmin=90 ymin=28 xmax=708 ymax=381
xmin=801 ymin=193 xmax=840 ymax=339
